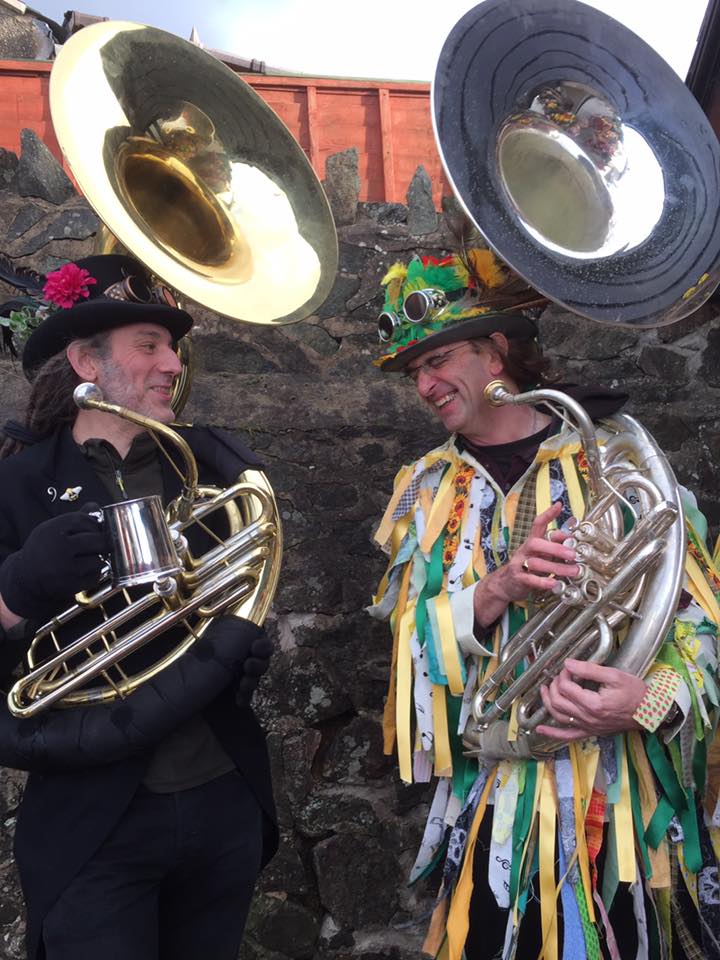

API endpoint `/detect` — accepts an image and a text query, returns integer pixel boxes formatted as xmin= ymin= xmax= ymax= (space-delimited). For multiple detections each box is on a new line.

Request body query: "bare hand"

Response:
xmin=473 ymin=501 xmax=580 ymax=626
xmin=536 ymin=658 xmax=647 ymax=740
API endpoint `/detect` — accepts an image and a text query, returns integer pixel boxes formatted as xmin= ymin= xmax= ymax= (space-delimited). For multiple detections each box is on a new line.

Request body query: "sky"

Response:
xmin=34 ymin=0 xmax=710 ymax=83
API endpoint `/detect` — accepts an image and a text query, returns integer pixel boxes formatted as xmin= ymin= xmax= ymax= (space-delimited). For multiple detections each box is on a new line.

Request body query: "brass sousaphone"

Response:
xmin=8 ymin=21 xmax=338 ymax=717
xmin=431 ymin=0 xmax=720 ymax=743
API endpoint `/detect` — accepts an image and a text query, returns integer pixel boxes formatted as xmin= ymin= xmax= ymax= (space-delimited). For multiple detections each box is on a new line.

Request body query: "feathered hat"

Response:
xmin=374 ymin=243 xmax=546 ymax=371
xmin=0 ymin=253 xmax=193 ymax=377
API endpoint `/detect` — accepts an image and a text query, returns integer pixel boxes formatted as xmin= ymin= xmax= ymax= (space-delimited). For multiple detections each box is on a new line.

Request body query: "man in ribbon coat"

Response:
xmin=369 ymin=248 xmax=720 ymax=960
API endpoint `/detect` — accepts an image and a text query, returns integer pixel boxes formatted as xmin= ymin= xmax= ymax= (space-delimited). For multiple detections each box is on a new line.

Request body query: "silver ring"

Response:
xmin=521 ymin=559 xmax=531 ymax=573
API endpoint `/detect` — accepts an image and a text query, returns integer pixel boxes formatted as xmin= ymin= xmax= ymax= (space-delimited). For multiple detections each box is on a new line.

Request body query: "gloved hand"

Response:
xmin=0 ymin=505 xmax=108 ymax=620
xmin=235 ymin=630 xmax=273 ymax=705
xmin=194 ymin=615 xmax=273 ymax=705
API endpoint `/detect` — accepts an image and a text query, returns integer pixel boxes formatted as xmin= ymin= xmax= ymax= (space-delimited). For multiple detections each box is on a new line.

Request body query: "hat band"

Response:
xmin=104 ymin=276 xmax=178 ymax=309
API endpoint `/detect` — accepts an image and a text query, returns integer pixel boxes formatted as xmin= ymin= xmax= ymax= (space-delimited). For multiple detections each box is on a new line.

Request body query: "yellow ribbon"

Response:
xmin=434 ymin=593 xmax=466 ymax=697
xmin=535 ymin=460 xmax=552 ymax=518
xmin=685 ymin=552 xmax=720 ymax=624
xmin=505 ymin=489 xmax=520 ymax=536
xmin=614 ymin=739 xmax=637 ymax=884
xmin=539 ymin=765 xmax=559 ymax=960
xmin=373 ymin=514 xmax=410 ymax=606
xmin=395 ymin=602 xmax=415 ymax=783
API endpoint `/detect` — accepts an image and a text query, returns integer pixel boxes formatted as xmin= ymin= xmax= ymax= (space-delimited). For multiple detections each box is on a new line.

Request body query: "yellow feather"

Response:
xmin=467 ymin=248 xmax=505 ymax=289
xmin=381 ymin=262 xmax=408 ymax=286
xmin=382 ymin=262 xmax=409 ymax=307
xmin=453 ymin=256 xmax=470 ymax=287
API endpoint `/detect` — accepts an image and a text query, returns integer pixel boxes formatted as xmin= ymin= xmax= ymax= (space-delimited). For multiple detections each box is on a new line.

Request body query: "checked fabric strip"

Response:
xmin=509 ymin=470 xmax=539 ymax=554
xmin=391 ymin=460 xmax=449 ymax=522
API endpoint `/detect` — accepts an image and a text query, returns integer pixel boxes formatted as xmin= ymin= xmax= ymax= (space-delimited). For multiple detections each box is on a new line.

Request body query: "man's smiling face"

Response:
xmin=405 ymin=338 xmax=502 ymax=436
xmin=97 ymin=323 xmax=182 ymax=423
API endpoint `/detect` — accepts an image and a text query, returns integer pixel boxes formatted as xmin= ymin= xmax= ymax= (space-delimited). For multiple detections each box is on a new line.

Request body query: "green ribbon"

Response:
xmin=655 ymin=641 xmax=704 ymax=741
xmin=447 ymin=693 xmax=475 ymax=800
xmin=644 ymin=734 xmax=702 ymax=873
xmin=415 ymin=529 xmax=447 ymax=687
xmin=509 ymin=760 xmax=537 ymax=905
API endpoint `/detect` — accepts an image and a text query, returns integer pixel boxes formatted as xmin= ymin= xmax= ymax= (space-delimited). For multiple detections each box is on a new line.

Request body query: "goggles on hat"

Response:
xmin=377 ymin=287 xmax=449 ymax=342
xmin=104 ymin=275 xmax=178 ymax=309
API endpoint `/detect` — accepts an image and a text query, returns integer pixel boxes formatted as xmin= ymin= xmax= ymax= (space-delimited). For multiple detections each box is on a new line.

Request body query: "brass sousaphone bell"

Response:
xmin=431 ymin=0 xmax=720 ymax=746
xmin=8 ymin=22 xmax=338 ymax=717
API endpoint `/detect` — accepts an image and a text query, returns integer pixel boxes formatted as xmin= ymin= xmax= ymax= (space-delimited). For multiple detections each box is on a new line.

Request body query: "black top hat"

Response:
xmin=18 ymin=254 xmax=193 ymax=376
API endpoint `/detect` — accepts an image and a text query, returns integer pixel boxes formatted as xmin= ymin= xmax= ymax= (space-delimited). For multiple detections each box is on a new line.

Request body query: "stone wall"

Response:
xmin=0 ymin=143 xmax=718 ymax=960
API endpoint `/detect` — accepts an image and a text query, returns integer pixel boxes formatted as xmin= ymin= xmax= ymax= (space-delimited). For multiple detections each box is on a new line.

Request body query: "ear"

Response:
xmin=487 ymin=332 xmax=509 ymax=375
xmin=66 ymin=340 xmax=101 ymax=382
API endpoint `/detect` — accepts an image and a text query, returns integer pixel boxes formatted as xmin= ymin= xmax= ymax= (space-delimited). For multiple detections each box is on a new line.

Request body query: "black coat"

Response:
xmin=0 ymin=425 xmax=278 ymax=960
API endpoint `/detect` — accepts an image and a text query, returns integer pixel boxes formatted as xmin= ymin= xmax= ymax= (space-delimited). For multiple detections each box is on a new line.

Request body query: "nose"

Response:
xmin=414 ymin=366 xmax=439 ymax=399
xmin=159 ymin=344 xmax=183 ymax=376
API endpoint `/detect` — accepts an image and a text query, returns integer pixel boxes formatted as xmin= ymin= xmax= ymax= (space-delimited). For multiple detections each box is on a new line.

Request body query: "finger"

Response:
xmin=243 ymin=657 xmax=271 ymax=678
xmin=521 ymin=556 xmax=580 ymax=579
xmin=250 ymin=635 xmax=274 ymax=658
xmin=547 ymin=529 xmax=572 ymax=544
xmin=529 ymin=501 xmax=563 ymax=540
xmin=523 ymin=536 xmax=577 ymax=563
xmin=68 ymin=533 xmax=110 ymax=556
xmin=524 ymin=574 xmax=566 ymax=594
xmin=540 ymin=683 xmax=586 ymax=725
xmin=562 ymin=659 xmax=623 ymax=685
xmin=553 ymin=675 xmax=605 ymax=715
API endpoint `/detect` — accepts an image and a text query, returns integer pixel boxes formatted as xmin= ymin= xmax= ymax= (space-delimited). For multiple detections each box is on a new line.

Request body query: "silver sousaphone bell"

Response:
xmin=432 ymin=0 xmax=720 ymax=327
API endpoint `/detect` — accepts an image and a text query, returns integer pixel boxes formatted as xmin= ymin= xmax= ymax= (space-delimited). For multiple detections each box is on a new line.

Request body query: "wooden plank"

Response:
xmin=306 ymin=85 xmax=321 ymax=175
xmin=0 ymin=60 xmax=450 ymax=206
xmin=378 ymin=86 xmax=396 ymax=202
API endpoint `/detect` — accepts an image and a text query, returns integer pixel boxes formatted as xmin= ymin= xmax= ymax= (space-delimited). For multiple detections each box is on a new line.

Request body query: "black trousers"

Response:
xmin=42 ymin=770 xmax=263 ymax=960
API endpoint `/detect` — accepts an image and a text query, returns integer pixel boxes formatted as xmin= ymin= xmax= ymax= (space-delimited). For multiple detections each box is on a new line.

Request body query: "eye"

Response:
xmin=428 ymin=354 xmax=448 ymax=370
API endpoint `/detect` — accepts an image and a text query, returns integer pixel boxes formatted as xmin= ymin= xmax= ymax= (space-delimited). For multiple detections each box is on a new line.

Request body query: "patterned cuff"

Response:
xmin=632 ymin=667 xmax=683 ymax=732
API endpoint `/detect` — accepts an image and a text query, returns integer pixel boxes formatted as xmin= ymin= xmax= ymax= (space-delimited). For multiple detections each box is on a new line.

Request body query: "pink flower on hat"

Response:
xmin=43 ymin=263 xmax=97 ymax=310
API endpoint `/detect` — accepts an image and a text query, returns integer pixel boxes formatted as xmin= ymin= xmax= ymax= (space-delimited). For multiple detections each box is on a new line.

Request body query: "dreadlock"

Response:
xmin=0 ymin=332 xmax=112 ymax=459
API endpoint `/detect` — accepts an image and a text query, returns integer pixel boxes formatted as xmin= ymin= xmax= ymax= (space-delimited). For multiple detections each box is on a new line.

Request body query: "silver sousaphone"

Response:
xmin=431 ymin=0 xmax=720 ymax=748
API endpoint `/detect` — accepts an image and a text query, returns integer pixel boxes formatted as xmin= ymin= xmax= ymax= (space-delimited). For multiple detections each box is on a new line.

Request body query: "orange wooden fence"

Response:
xmin=0 ymin=61 xmax=450 ymax=208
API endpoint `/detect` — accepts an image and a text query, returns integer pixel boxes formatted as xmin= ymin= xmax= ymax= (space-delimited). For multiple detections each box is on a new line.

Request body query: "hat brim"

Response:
xmin=379 ymin=312 xmax=537 ymax=371
xmin=22 ymin=298 xmax=193 ymax=375
xmin=433 ymin=0 xmax=720 ymax=326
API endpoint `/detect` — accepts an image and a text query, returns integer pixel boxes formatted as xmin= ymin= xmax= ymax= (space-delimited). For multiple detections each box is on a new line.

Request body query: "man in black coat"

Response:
xmin=0 ymin=254 xmax=278 ymax=960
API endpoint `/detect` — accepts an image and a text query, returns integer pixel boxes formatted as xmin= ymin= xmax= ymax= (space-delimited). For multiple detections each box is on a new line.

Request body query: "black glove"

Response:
xmin=235 ymin=629 xmax=273 ymax=705
xmin=0 ymin=505 xmax=108 ymax=620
